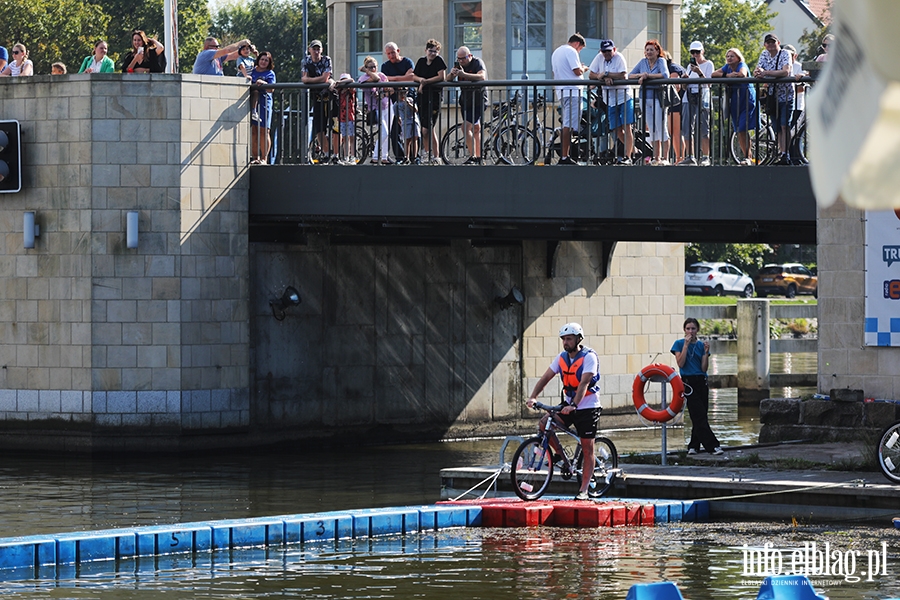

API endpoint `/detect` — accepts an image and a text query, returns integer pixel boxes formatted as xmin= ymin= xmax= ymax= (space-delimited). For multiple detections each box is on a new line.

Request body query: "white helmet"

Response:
xmin=558 ymin=322 xmax=584 ymax=338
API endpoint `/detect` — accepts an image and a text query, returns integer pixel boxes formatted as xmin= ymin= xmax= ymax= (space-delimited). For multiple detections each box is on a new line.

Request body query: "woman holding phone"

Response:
xmin=671 ymin=318 xmax=723 ymax=455
xmin=122 ymin=30 xmax=166 ymax=73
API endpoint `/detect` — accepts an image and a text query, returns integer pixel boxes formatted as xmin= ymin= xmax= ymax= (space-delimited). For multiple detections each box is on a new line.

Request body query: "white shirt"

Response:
xmin=589 ymin=51 xmax=631 ymax=106
xmin=551 ymin=44 xmax=583 ymax=96
xmin=683 ymin=58 xmax=713 ymax=102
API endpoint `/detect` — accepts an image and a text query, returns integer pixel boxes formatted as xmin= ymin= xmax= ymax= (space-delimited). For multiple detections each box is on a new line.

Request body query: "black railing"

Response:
xmin=249 ymin=77 xmax=813 ymax=167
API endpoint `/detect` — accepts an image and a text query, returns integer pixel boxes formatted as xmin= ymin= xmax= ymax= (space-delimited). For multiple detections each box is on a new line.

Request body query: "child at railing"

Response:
xmin=396 ymin=87 xmax=420 ymax=164
xmin=336 ymin=73 xmax=357 ymax=164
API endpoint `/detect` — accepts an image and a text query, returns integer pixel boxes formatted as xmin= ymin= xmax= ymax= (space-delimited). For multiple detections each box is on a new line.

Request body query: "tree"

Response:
xmin=685 ymin=243 xmax=773 ymax=276
xmin=212 ymin=0 xmax=326 ymax=83
xmin=0 ymin=0 xmax=110 ymax=74
xmin=98 ymin=0 xmax=211 ymax=72
xmin=681 ymin=0 xmax=773 ymax=70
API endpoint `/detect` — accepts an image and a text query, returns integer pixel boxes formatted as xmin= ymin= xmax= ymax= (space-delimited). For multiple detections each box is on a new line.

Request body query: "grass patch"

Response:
xmin=685 ymin=296 xmax=817 ymax=306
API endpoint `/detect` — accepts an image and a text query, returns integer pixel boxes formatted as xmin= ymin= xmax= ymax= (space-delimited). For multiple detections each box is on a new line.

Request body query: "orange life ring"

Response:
xmin=632 ymin=364 xmax=685 ymax=423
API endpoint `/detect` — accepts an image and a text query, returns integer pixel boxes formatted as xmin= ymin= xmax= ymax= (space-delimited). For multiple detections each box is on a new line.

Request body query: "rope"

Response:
xmin=449 ymin=465 xmax=506 ymax=501
xmin=694 ymin=478 xmax=870 ymax=502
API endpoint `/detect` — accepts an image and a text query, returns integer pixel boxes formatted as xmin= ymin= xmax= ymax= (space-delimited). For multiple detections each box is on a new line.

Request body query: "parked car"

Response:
xmin=684 ymin=262 xmax=755 ymax=297
xmin=754 ymin=263 xmax=818 ymax=298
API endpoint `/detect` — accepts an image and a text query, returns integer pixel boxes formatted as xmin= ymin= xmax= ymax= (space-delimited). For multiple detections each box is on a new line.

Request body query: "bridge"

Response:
xmin=249 ymin=78 xmax=817 ymax=246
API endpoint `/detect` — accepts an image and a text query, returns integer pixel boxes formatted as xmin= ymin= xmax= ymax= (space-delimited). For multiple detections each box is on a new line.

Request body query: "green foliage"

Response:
xmin=797 ymin=1 xmax=831 ymax=61
xmin=684 ymin=243 xmax=772 ymax=276
xmin=212 ymin=0 xmax=326 ymax=83
xmin=99 ymin=0 xmax=211 ymax=72
xmin=681 ymin=0 xmax=773 ymax=69
xmin=0 ymin=0 xmax=110 ymax=74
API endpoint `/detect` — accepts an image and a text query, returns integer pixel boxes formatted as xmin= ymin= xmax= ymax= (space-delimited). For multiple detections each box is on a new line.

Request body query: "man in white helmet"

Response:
xmin=527 ymin=322 xmax=602 ymax=500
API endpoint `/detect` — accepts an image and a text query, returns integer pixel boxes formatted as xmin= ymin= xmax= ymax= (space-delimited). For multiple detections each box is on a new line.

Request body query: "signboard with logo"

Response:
xmin=865 ymin=210 xmax=900 ymax=346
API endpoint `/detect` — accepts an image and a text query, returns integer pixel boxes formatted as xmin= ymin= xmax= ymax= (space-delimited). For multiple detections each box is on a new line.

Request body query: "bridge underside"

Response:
xmin=249 ymin=166 xmax=817 ymax=245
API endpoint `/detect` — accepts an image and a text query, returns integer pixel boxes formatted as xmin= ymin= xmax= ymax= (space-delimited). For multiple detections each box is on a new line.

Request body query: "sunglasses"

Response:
xmin=12 ymin=50 xmax=21 ymax=55
xmin=690 ymin=50 xmax=701 ymax=54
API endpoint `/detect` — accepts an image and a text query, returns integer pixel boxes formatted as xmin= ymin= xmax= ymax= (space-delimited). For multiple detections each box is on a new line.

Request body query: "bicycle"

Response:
xmin=440 ymin=90 xmax=541 ymax=165
xmin=877 ymin=419 xmax=900 ymax=484
xmin=510 ymin=401 xmax=619 ymax=501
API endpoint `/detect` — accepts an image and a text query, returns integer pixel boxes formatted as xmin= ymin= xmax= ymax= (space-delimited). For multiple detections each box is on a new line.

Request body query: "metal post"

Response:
xmin=660 ymin=379 xmax=667 ymax=466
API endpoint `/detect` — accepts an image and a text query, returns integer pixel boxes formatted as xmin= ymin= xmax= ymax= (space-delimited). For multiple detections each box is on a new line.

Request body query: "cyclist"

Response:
xmin=526 ymin=322 xmax=602 ymax=500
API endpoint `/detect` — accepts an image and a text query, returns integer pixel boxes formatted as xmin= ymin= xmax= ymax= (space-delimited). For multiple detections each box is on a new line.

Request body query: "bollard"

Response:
xmin=737 ymin=299 xmax=770 ymax=404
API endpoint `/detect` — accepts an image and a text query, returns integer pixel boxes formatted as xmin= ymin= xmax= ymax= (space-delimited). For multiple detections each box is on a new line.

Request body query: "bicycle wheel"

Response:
xmin=732 ymin=121 xmax=776 ymax=165
xmin=354 ymin=124 xmax=372 ymax=163
xmin=576 ymin=436 xmax=618 ymax=498
xmin=307 ymin=137 xmax=325 ymax=164
xmin=878 ymin=421 xmax=900 ymax=485
xmin=510 ymin=436 xmax=554 ymax=501
xmin=440 ymin=123 xmax=469 ymax=165
xmin=493 ymin=126 xmax=540 ymax=165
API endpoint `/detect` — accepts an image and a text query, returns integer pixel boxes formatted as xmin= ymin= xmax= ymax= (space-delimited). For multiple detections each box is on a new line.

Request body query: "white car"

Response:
xmin=684 ymin=262 xmax=755 ymax=297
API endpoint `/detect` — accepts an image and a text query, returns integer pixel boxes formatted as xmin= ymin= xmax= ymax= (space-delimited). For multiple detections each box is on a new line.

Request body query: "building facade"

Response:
xmin=325 ymin=0 xmax=682 ymax=84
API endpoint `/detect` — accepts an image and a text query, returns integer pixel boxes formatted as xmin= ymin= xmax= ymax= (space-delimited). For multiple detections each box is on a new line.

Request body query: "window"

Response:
xmin=576 ymin=0 xmax=605 ymax=41
xmin=352 ymin=3 xmax=383 ymax=70
xmin=451 ymin=1 xmax=482 ymax=55
xmin=647 ymin=4 xmax=666 ymax=50
xmin=509 ymin=0 xmax=550 ymax=79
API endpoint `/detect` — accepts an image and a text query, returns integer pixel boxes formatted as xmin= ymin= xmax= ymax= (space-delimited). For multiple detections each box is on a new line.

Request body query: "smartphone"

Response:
xmin=454 ymin=61 xmax=461 ymax=70
xmin=138 ymin=46 xmax=144 ymax=55
xmin=689 ymin=56 xmax=696 ymax=66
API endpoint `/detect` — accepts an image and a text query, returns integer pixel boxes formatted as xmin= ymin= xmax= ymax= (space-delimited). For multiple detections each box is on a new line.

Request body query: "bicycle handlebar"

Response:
xmin=531 ymin=401 xmax=564 ymax=413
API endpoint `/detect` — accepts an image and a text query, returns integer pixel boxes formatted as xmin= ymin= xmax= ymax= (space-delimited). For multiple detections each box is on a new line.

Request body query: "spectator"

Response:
xmin=51 ymin=62 xmax=67 ymax=75
xmin=396 ymin=87 xmax=420 ymax=164
xmin=0 ymin=45 xmax=7 ymax=73
xmin=235 ymin=43 xmax=256 ymax=80
xmin=192 ymin=37 xmax=250 ymax=76
xmin=381 ymin=43 xmax=415 ymax=160
xmin=662 ymin=50 xmax=685 ymax=165
xmin=628 ymin=40 xmax=669 ymax=165
xmin=122 ymin=30 xmax=165 ymax=74
xmin=671 ymin=318 xmax=723 ymax=456
xmin=79 ymin=40 xmax=114 ymax=73
xmin=815 ymin=33 xmax=834 ymax=62
xmin=446 ymin=46 xmax=486 ymax=164
xmin=712 ymin=48 xmax=756 ymax=165
xmin=589 ymin=39 xmax=633 ymax=165
xmin=680 ymin=41 xmax=713 ymax=166
xmin=359 ymin=56 xmax=393 ymax=164
xmin=0 ymin=44 xmax=33 ymax=77
xmin=301 ymin=40 xmax=336 ymax=163
xmin=335 ymin=73 xmax=358 ymax=164
xmin=551 ymin=33 xmax=587 ymax=165
xmin=783 ymin=44 xmax=807 ymax=122
xmin=754 ymin=33 xmax=793 ymax=165
xmin=413 ymin=39 xmax=447 ymax=164
xmin=250 ymin=52 xmax=275 ymax=165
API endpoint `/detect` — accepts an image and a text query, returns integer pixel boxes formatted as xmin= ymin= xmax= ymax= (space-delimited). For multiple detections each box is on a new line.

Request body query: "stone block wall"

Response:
xmin=758 ymin=398 xmax=900 ymax=443
xmin=818 ymin=198 xmax=900 ymax=399
xmin=0 ymin=74 xmax=249 ymax=448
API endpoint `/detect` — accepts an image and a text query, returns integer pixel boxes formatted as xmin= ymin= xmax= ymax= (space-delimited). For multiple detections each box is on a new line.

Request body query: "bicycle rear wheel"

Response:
xmin=578 ymin=436 xmax=618 ymax=498
xmin=510 ymin=436 xmax=554 ymax=501
xmin=440 ymin=123 xmax=470 ymax=165
xmin=878 ymin=421 xmax=900 ymax=485
xmin=493 ymin=126 xmax=540 ymax=165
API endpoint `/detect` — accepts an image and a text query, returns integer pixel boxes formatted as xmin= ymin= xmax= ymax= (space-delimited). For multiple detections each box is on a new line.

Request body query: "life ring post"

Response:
xmin=631 ymin=363 xmax=686 ymax=466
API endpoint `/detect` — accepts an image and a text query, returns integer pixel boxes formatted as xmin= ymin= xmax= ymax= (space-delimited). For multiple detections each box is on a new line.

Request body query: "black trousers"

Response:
xmin=682 ymin=374 xmax=720 ymax=452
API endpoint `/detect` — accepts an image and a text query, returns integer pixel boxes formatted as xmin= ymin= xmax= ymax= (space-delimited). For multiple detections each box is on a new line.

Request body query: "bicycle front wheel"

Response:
xmin=579 ymin=436 xmax=619 ymax=498
xmin=440 ymin=123 xmax=469 ymax=165
xmin=493 ymin=126 xmax=540 ymax=165
xmin=878 ymin=421 xmax=900 ymax=485
xmin=510 ymin=436 xmax=554 ymax=501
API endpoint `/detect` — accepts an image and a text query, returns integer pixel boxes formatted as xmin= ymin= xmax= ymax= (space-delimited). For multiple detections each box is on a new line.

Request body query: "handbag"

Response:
xmin=366 ymin=109 xmax=378 ymax=126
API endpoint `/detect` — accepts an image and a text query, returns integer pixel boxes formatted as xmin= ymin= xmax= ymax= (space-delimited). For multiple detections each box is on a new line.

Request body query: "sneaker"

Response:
xmin=650 ymin=158 xmax=659 ymax=166
xmin=699 ymin=156 xmax=711 ymax=167
xmin=713 ymin=447 xmax=725 ymax=455
xmin=463 ymin=156 xmax=482 ymax=165
xmin=396 ymin=157 xmax=409 ymax=165
xmin=574 ymin=491 xmax=590 ymax=501
xmin=616 ymin=157 xmax=632 ymax=165
xmin=739 ymin=158 xmax=752 ymax=166
xmin=678 ymin=156 xmax=696 ymax=166
xmin=687 ymin=448 xmax=697 ymax=455
xmin=413 ymin=157 xmax=422 ymax=165
xmin=558 ymin=156 xmax=578 ymax=165
xmin=380 ymin=158 xmax=395 ymax=165
xmin=658 ymin=159 xmax=670 ymax=166
xmin=775 ymin=154 xmax=790 ymax=166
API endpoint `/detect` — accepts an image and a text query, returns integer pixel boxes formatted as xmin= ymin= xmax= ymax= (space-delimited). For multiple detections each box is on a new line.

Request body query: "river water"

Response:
xmin=7 ymin=352 xmax=897 ymax=599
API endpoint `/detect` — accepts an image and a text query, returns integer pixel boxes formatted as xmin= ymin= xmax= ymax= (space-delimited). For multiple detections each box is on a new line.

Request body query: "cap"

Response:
xmin=689 ymin=41 xmax=703 ymax=52
xmin=783 ymin=44 xmax=796 ymax=55
xmin=764 ymin=33 xmax=779 ymax=43
xmin=338 ymin=72 xmax=353 ymax=82
xmin=599 ymin=39 xmax=614 ymax=51
xmin=309 ymin=39 xmax=323 ymax=48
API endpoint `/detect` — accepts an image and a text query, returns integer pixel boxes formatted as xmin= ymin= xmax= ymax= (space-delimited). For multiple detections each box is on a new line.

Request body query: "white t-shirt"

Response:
xmin=548 ymin=350 xmax=601 ymax=410
xmin=589 ymin=51 xmax=631 ymax=106
xmin=683 ymin=58 xmax=714 ymax=102
xmin=551 ymin=44 xmax=583 ymax=97
xmin=792 ymin=60 xmax=806 ymax=111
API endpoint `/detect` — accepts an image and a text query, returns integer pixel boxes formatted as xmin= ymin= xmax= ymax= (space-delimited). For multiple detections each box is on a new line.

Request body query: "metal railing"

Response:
xmin=250 ymin=77 xmax=813 ymax=167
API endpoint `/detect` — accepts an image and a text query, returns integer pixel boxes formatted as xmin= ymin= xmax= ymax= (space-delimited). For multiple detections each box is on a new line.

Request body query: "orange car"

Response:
xmin=753 ymin=263 xmax=817 ymax=298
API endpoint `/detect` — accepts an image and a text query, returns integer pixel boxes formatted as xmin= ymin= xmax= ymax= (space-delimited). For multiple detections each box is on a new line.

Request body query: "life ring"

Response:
xmin=632 ymin=364 xmax=685 ymax=423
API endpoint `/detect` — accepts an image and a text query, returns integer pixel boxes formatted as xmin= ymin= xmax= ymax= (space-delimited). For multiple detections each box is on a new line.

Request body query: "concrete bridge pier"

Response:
xmin=736 ymin=299 xmax=770 ymax=404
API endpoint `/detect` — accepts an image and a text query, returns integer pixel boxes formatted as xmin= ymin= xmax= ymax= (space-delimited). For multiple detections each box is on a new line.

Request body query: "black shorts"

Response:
xmin=312 ymin=98 xmax=332 ymax=135
xmin=559 ymin=407 xmax=601 ymax=439
xmin=417 ymin=95 xmax=442 ymax=128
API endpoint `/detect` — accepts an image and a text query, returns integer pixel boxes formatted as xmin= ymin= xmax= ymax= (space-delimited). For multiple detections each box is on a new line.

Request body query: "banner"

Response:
xmin=865 ymin=210 xmax=900 ymax=346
